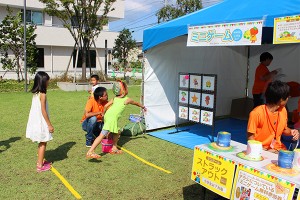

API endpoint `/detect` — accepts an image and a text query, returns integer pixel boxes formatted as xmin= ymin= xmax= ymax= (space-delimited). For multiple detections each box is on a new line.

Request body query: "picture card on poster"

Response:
xmin=202 ymin=76 xmax=215 ymax=91
xmin=189 ymin=75 xmax=202 ymax=90
xmin=179 ymin=106 xmax=188 ymax=120
xmin=179 ymin=90 xmax=189 ymax=104
xmin=201 ymin=93 xmax=214 ymax=109
xmin=189 ymin=92 xmax=201 ymax=106
xmin=179 ymin=74 xmax=189 ymax=88
xmin=189 ymin=108 xmax=200 ymax=122
xmin=200 ymin=110 xmax=214 ymax=125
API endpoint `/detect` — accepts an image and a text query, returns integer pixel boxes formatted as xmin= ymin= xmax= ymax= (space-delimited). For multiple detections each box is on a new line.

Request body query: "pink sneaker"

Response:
xmin=37 ymin=164 xmax=51 ymax=172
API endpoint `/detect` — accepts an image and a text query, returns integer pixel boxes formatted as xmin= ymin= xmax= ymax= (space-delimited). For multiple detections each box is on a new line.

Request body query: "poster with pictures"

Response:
xmin=179 ymin=90 xmax=188 ymax=104
xmin=179 ymin=106 xmax=188 ymax=120
xmin=231 ymin=165 xmax=296 ymax=200
xmin=200 ymin=110 xmax=214 ymax=125
xmin=189 ymin=75 xmax=201 ymax=90
xmin=189 ymin=92 xmax=201 ymax=106
xmin=189 ymin=108 xmax=200 ymax=122
xmin=273 ymin=15 xmax=300 ymax=44
xmin=202 ymin=76 xmax=215 ymax=91
xmin=179 ymin=74 xmax=189 ymax=88
xmin=201 ymin=93 xmax=214 ymax=109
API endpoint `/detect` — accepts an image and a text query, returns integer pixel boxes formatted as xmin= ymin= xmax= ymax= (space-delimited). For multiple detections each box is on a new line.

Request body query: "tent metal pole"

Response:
xmin=246 ymin=46 xmax=250 ymax=97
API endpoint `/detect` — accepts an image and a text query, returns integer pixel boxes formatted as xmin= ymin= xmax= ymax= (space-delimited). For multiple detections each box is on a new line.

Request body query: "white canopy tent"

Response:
xmin=143 ymin=36 xmax=300 ymax=130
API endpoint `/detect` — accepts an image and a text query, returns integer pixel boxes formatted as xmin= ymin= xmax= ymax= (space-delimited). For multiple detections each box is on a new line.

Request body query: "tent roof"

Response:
xmin=143 ymin=0 xmax=300 ymax=51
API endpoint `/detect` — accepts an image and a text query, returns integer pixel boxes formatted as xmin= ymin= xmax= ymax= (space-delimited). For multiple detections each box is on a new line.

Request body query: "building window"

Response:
xmin=73 ymin=50 xmax=96 ymax=68
xmin=21 ymin=10 xmax=43 ymax=25
xmin=36 ymin=48 xmax=44 ymax=68
xmin=28 ymin=48 xmax=44 ymax=69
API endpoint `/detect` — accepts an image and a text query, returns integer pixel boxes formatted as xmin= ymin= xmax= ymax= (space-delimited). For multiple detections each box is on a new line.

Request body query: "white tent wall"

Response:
xmin=144 ymin=35 xmax=300 ymax=131
xmin=144 ymin=36 xmax=248 ymax=130
xmin=248 ymin=43 xmax=300 ymax=110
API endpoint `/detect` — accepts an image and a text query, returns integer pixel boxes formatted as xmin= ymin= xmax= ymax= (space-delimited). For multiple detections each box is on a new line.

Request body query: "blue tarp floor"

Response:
xmin=148 ymin=118 xmax=248 ymax=149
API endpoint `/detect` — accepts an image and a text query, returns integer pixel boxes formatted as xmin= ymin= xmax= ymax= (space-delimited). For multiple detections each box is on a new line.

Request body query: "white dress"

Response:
xmin=26 ymin=93 xmax=53 ymax=143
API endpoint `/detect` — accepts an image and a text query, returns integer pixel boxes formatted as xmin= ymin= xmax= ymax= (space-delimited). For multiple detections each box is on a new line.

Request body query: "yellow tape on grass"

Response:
xmin=51 ymin=166 xmax=82 ymax=199
xmin=117 ymin=145 xmax=172 ymax=174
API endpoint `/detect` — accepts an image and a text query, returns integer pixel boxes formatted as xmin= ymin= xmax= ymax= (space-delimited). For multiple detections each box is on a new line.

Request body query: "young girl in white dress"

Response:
xmin=26 ymin=71 xmax=54 ymax=172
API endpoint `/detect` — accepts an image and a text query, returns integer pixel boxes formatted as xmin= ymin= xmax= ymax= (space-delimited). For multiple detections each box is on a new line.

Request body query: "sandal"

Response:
xmin=86 ymin=152 xmax=101 ymax=159
xmin=109 ymin=149 xmax=123 ymax=154
xmin=36 ymin=164 xmax=51 ymax=172
xmin=36 ymin=160 xmax=52 ymax=167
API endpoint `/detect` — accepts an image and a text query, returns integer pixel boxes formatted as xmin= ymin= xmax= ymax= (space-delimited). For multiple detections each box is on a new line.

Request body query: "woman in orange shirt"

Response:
xmin=248 ymin=81 xmax=299 ymax=153
xmin=252 ymin=52 xmax=278 ymax=108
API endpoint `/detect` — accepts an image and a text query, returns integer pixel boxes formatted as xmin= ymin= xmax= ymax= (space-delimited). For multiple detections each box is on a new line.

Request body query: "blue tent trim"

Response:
xmin=143 ymin=0 xmax=300 ymax=51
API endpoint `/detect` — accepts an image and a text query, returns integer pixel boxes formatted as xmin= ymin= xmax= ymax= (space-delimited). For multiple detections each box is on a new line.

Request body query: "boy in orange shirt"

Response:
xmin=252 ymin=52 xmax=278 ymax=108
xmin=81 ymin=87 xmax=108 ymax=147
xmin=248 ymin=81 xmax=299 ymax=153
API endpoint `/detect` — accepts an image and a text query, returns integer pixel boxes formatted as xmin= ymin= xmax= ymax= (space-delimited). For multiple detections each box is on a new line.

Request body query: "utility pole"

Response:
xmin=164 ymin=0 xmax=167 ymax=7
xmin=24 ymin=0 xmax=27 ymax=92
xmin=105 ymin=39 xmax=108 ymax=75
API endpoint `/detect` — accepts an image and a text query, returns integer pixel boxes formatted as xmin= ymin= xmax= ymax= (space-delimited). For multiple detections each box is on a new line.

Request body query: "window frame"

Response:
xmin=73 ymin=50 xmax=97 ymax=69
xmin=21 ymin=9 xmax=43 ymax=25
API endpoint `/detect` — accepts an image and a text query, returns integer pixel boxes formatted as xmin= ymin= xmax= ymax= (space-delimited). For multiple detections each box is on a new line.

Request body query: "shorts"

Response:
xmin=101 ymin=129 xmax=109 ymax=136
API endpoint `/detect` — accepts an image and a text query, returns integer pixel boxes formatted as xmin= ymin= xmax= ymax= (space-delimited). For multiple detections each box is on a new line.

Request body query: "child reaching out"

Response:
xmin=26 ymin=71 xmax=54 ymax=172
xmin=86 ymin=80 xmax=146 ymax=159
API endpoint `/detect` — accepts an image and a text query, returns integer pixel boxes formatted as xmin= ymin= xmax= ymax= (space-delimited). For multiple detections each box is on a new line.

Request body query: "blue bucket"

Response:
xmin=278 ymin=150 xmax=294 ymax=169
xmin=216 ymin=131 xmax=231 ymax=147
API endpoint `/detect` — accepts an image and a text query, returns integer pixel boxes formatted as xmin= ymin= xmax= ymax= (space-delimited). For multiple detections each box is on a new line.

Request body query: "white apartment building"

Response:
xmin=0 ymin=0 xmax=125 ymax=79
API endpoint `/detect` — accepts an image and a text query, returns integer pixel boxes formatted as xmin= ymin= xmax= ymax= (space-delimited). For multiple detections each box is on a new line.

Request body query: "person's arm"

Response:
xmin=84 ymin=110 xmax=102 ymax=119
xmin=103 ymin=98 xmax=114 ymax=114
xmin=247 ymin=132 xmax=255 ymax=140
xmin=125 ymin=98 xmax=147 ymax=111
xmin=260 ymin=70 xmax=277 ymax=81
xmin=283 ymin=127 xmax=300 ymax=141
xmin=247 ymin=110 xmax=260 ymax=141
xmin=40 ymin=93 xmax=54 ymax=133
xmin=84 ymin=99 xmax=103 ymax=118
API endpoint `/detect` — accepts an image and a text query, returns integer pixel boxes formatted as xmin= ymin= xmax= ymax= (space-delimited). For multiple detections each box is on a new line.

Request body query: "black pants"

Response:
xmin=253 ymin=93 xmax=264 ymax=108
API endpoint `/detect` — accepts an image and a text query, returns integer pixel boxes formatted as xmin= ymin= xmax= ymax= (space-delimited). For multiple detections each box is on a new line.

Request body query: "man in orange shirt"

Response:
xmin=248 ymin=81 xmax=299 ymax=153
xmin=81 ymin=87 xmax=108 ymax=147
xmin=252 ymin=52 xmax=278 ymax=108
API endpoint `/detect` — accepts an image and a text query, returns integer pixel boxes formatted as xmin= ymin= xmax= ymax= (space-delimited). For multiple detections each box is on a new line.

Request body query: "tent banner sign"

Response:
xmin=191 ymin=146 xmax=236 ymax=199
xmin=231 ymin=164 xmax=296 ymax=200
xmin=273 ymin=15 xmax=300 ymax=44
xmin=187 ymin=20 xmax=263 ymax=46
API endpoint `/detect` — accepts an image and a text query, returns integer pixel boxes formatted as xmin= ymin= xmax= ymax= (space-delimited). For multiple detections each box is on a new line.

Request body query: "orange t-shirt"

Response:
xmin=252 ymin=63 xmax=270 ymax=94
xmin=247 ymin=105 xmax=288 ymax=150
xmin=80 ymin=98 xmax=107 ymax=123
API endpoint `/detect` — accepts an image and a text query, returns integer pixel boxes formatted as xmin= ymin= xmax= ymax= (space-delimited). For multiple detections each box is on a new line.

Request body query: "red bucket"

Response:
xmin=101 ymin=139 xmax=113 ymax=153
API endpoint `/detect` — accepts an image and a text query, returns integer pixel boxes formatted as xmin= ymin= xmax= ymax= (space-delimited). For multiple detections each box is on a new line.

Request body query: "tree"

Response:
xmin=112 ymin=28 xmax=136 ymax=77
xmin=156 ymin=0 xmax=202 ymax=23
xmin=130 ymin=60 xmax=142 ymax=69
xmin=0 ymin=7 xmax=38 ymax=81
xmin=40 ymin=0 xmax=116 ymax=81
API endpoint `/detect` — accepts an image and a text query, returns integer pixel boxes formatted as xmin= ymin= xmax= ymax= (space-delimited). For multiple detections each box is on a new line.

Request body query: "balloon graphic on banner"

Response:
xmin=232 ymin=29 xmax=243 ymax=41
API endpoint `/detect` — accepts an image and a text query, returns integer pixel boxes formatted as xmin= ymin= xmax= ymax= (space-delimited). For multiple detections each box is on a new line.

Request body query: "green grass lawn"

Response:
xmin=0 ymin=85 xmax=219 ymax=199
